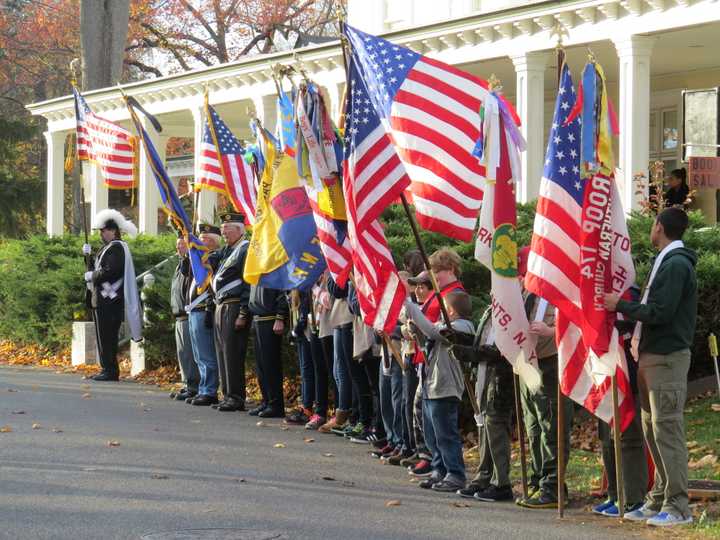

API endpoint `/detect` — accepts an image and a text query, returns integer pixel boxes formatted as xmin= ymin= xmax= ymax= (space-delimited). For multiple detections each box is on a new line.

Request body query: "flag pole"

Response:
xmin=513 ymin=373 xmax=529 ymax=499
xmin=552 ymin=23 xmax=568 ymax=519
xmin=611 ymin=372 xmax=625 ymax=516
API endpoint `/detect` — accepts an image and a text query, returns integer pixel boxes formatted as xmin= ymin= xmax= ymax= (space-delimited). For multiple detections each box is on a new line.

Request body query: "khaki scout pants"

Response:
xmin=637 ymin=349 xmax=691 ymax=518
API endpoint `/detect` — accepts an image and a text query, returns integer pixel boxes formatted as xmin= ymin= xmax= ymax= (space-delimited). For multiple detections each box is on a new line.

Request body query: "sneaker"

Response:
xmin=646 ymin=512 xmax=693 ymax=527
xmin=345 ymin=422 xmax=366 ymax=439
xmin=592 ymin=498 xmax=616 ymax=515
xmin=285 ymin=408 xmax=312 ymax=425
xmin=624 ymin=503 xmax=659 ymax=521
xmin=400 ymin=453 xmax=421 ymax=468
xmin=419 ymin=478 xmax=438 ymax=489
xmin=518 ymin=491 xmax=558 ymax=509
xmin=601 ymin=503 xmax=620 ymax=517
xmin=332 ymin=422 xmax=359 ymax=437
xmin=305 ymin=414 xmax=326 ymax=430
xmin=409 ymin=459 xmax=432 ymax=478
xmin=474 ymin=485 xmax=514 ymax=502
xmin=432 ymin=480 xmax=465 ymax=493
xmin=371 ymin=444 xmax=395 ymax=459
xmin=457 ymin=483 xmax=486 ymax=499
xmin=387 ymin=449 xmax=414 ymax=466
xmin=349 ymin=430 xmax=376 ymax=444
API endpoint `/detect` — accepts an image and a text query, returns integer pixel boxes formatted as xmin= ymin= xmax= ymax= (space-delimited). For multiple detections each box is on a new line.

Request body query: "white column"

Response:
xmin=138 ymin=117 xmax=164 ymax=234
xmin=191 ymin=105 xmax=216 ymax=226
xmin=251 ymin=94 xmax=277 ymax=134
xmin=511 ymin=52 xmax=550 ymax=203
xmin=44 ymin=130 xmax=66 ymax=236
xmin=84 ymin=161 xmax=107 ymax=219
xmin=614 ymin=35 xmax=655 ymax=212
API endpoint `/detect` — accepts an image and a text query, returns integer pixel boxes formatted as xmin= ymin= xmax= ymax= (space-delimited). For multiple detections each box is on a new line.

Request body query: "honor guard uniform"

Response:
xmin=248 ymin=284 xmax=289 ymax=418
xmin=170 ymin=234 xmax=200 ymax=401
xmin=184 ymin=223 xmax=222 ymax=406
xmin=211 ymin=212 xmax=252 ymax=412
xmin=83 ymin=209 xmax=142 ymax=381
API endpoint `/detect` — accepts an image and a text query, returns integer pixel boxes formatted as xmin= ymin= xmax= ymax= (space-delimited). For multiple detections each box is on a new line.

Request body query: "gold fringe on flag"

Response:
xmin=64 ymin=133 xmax=75 ymax=175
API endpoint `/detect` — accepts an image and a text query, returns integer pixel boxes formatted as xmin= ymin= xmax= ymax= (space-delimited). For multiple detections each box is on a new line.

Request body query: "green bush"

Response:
xmin=0 ymin=233 xmax=175 ymax=353
xmin=2 ymin=205 xmax=719 ymax=380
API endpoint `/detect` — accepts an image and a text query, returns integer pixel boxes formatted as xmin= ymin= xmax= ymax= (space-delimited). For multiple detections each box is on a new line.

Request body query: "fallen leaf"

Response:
xmin=711 ymin=403 xmax=720 ymax=412
xmin=52 ymin=428 xmax=63 ymax=433
xmin=7 ymin=388 xmax=18 ymax=392
xmin=687 ymin=440 xmax=699 ymax=449
xmin=281 ymin=426 xmax=289 ymax=431
xmin=689 ymin=455 xmax=718 ymax=469
xmin=234 ymin=478 xmax=246 ymax=483
xmin=81 ymin=384 xmax=91 ymax=390
xmin=151 ymin=473 xmax=169 ymax=480
xmin=273 ymin=443 xmax=286 ymax=448
xmin=303 ymin=437 xmax=315 ymax=443
xmin=385 ymin=500 xmax=402 ymax=507
xmin=256 ymin=421 xmax=266 ymax=427
xmin=82 ymin=393 xmax=92 ymax=399
xmin=107 ymin=440 xmax=121 ymax=447
xmin=322 ymin=453 xmax=334 ymax=458
xmin=32 ymin=423 xmax=41 ymax=430
xmin=11 ymin=410 xmax=25 ymax=415
xmin=452 ymin=502 xmax=472 ymax=508
xmin=0 ymin=426 xmax=12 ymax=433
xmin=143 ymin=408 xmax=152 ymax=412
xmin=321 ymin=476 xmax=336 ymax=482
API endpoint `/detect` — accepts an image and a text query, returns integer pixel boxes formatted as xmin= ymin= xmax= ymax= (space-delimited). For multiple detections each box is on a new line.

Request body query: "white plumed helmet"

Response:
xmin=91 ymin=209 xmax=138 ymax=237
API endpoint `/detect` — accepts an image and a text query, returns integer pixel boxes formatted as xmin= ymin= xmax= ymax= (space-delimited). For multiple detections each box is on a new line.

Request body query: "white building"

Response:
xmin=28 ymin=0 xmax=720 ymax=235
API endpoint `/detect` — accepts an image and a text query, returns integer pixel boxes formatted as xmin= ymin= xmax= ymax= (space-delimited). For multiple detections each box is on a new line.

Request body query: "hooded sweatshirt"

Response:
xmin=616 ymin=247 xmax=697 ymax=355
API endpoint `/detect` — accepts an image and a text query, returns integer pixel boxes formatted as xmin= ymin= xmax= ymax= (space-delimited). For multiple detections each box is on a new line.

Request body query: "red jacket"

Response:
xmin=412 ymin=280 xmax=464 ymax=365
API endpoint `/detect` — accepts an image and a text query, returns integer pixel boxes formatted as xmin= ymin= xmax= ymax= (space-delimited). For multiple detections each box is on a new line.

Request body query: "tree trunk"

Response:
xmin=80 ymin=0 xmax=131 ymax=91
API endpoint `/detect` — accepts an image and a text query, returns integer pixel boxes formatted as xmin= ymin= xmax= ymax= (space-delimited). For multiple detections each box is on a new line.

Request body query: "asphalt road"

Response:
xmin=0 ymin=365 xmax=636 ymax=540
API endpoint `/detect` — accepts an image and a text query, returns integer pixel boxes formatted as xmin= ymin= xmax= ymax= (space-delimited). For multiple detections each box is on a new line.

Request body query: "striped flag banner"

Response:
xmin=73 ymin=88 xmax=137 ymax=189
xmin=343 ymin=24 xmax=520 ymax=242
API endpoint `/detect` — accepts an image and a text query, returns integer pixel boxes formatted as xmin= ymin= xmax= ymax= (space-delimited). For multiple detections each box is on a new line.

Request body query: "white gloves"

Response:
xmin=84 ymin=271 xmax=93 ymax=283
xmin=82 ymin=244 xmax=92 ymax=256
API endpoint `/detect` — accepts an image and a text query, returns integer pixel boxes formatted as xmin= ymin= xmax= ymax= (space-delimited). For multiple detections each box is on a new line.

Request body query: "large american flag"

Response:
xmin=344 ymin=24 xmax=519 ymax=242
xmin=525 ymin=64 xmax=634 ymax=429
xmin=198 ymin=104 xmax=257 ymax=225
xmin=73 ymin=88 xmax=137 ymax=189
xmin=342 ymin=54 xmax=407 ymax=333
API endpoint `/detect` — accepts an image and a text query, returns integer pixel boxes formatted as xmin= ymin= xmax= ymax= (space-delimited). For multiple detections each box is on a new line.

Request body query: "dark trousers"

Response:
xmin=254 ymin=319 xmax=284 ymax=411
xmin=310 ymin=333 xmax=329 ymax=418
xmin=93 ymin=303 xmax=122 ymax=377
xmin=345 ymin=348 xmax=375 ymax=427
xmin=520 ymin=357 xmax=574 ymax=496
xmin=598 ymin=393 xmax=648 ymax=505
xmin=473 ymin=360 xmax=514 ymax=489
xmin=296 ymin=335 xmax=316 ymax=410
xmin=362 ymin=354 xmax=384 ymax=436
xmin=380 ymin=358 xmax=404 ymax=446
xmin=333 ymin=326 xmax=354 ymax=412
xmin=174 ymin=317 xmax=199 ymax=393
xmin=401 ymin=361 xmax=420 ymax=453
xmin=214 ymin=302 xmax=250 ymax=403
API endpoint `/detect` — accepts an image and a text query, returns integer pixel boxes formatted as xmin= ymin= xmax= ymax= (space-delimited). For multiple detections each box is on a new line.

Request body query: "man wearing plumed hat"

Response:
xmin=82 ymin=209 xmax=142 ymax=381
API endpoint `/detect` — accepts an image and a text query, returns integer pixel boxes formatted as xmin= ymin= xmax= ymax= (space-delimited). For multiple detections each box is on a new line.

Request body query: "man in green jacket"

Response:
xmin=605 ymin=207 xmax=697 ymax=528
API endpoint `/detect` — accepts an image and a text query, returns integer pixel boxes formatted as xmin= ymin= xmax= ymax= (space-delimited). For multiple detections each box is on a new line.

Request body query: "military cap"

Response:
xmin=197 ymin=223 xmax=220 ymax=235
xmin=220 ymin=211 xmax=245 ymax=224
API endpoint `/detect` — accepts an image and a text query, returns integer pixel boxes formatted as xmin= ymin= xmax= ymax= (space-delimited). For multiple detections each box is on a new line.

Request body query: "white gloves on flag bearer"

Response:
xmin=82 ymin=244 xmax=92 ymax=256
xmin=84 ymin=271 xmax=93 ymax=283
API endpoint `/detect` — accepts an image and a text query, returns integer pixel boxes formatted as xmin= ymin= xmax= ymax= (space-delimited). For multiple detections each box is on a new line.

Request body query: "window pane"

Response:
xmin=663 ymin=110 xmax=678 ymax=150
xmin=649 ymin=111 xmax=658 ymax=153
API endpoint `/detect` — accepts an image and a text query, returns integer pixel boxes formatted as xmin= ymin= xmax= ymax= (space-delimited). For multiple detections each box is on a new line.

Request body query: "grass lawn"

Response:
xmin=465 ymin=390 xmax=720 ymax=538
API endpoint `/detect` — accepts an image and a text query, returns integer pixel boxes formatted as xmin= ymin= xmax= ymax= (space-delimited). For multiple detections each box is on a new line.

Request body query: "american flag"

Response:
xmin=342 ymin=54 xmax=406 ymax=333
xmin=73 ymin=88 xmax=137 ymax=189
xmin=198 ymin=103 xmax=257 ymax=225
xmin=525 ymin=64 xmax=635 ymax=429
xmin=344 ymin=24 xmax=519 ymax=242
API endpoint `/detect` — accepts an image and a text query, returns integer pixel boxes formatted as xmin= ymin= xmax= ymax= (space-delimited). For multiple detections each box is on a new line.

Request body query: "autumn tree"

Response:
xmin=128 ymin=0 xmax=344 ymax=76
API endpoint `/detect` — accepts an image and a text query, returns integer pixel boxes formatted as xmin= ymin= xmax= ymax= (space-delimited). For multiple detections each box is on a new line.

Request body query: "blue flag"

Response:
xmin=125 ymin=100 xmax=213 ymax=293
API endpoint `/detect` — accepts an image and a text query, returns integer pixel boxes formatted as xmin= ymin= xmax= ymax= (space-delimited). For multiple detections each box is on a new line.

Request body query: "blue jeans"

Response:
xmin=296 ymin=335 xmax=316 ymax=410
xmin=423 ymin=397 xmax=466 ymax=484
xmin=188 ymin=310 xmax=219 ymax=396
xmin=380 ymin=358 xmax=404 ymax=446
xmin=332 ymin=325 xmax=353 ymax=411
